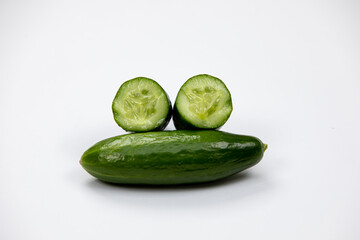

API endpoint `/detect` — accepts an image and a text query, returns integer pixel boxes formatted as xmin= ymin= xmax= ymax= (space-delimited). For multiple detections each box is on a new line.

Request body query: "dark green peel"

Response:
xmin=80 ymin=130 xmax=267 ymax=185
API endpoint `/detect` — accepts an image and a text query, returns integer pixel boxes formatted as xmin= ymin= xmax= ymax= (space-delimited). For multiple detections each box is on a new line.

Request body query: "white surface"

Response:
xmin=1 ymin=1 xmax=360 ymax=239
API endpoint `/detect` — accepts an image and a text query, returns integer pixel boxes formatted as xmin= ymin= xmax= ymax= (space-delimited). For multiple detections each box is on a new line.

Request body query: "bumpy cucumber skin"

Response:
xmin=80 ymin=130 xmax=266 ymax=185
xmin=173 ymin=74 xmax=233 ymax=130
xmin=112 ymin=77 xmax=172 ymax=132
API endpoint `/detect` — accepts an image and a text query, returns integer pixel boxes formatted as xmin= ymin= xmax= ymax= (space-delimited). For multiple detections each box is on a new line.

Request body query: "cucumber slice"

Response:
xmin=173 ymin=74 xmax=232 ymax=130
xmin=112 ymin=77 xmax=172 ymax=132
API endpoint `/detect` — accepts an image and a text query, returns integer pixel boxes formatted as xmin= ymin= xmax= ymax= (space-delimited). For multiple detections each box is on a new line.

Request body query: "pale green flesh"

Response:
xmin=176 ymin=76 xmax=232 ymax=128
xmin=113 ymin=78 xmax=169 ymax=131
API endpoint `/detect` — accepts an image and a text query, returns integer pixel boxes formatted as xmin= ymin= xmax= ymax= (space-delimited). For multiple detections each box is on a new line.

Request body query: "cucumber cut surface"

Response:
xmin=112 ymin=77 xmax=171 ymax=132
xmin=174 ymin=74 xmax=232 ymax=130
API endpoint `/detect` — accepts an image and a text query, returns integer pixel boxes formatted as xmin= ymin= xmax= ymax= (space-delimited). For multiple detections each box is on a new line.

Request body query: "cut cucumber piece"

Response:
xmin=173 ymin=74 xmax=232 ymax=130
xmin=112 ymin=77 xmax=172 ymax=132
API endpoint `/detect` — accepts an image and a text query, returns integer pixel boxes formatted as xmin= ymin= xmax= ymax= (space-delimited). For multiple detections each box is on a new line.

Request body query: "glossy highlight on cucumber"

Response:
xmin=112 ymin=77 xmax=172 ymax=132
xmin=173 ymin=74 xmax=233 ymax=130
xmin=80 ymin=130 xmax=267 ymax=185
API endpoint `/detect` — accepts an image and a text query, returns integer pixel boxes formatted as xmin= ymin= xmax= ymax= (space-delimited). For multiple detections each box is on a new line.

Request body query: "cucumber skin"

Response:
xmin=173 ymin=104 xmax=216 ymax=130
xmin=173 ymin=105 xmax=196 ymax=130
xmin=80 ymin=130 xmax=266 ymax=185
xmin=151 ymin=92 xmax=172 ymax=131
xmin=173 ymin=101 xmax=232 ymax=130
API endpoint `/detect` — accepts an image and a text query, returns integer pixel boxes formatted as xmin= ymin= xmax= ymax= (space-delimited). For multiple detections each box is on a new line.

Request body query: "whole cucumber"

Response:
xmin=80 ymin=130 xmax=267 ymax=185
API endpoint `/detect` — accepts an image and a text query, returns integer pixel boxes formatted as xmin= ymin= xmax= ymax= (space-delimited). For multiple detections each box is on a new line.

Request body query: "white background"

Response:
xmin=1 ymin=0 xmax=359 ymax=239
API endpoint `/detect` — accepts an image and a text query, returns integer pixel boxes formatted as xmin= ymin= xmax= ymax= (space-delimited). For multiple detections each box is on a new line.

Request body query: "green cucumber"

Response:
xmin=112 ymin=77 xmax=172 ymax=132
xmin=173 ymin=74 xmax=233 ymax=130
xmin=80 ymin=130 xmax=267 ymax=185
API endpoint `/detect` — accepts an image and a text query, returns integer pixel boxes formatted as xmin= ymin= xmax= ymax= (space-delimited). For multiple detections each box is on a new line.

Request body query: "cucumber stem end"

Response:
xmin=263 ymin=144 xmax=268 ymax=152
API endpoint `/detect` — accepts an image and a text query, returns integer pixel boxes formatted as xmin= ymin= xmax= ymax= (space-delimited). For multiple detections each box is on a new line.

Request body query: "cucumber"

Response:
xmin=173 ymin=74 xmax=233 ymax=130
xmin=112 ymin=77 xmax=172 ymax=132
xmin=80 ymin=130 xmax=267 ymax=185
